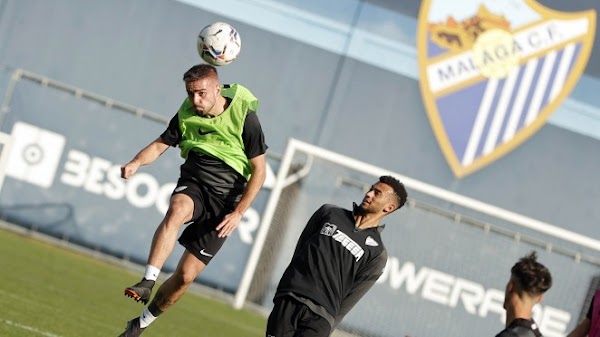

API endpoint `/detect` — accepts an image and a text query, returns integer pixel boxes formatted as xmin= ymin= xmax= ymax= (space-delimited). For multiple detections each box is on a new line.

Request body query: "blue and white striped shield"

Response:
xmin=418 ymin=0 xmax=596 ymax=177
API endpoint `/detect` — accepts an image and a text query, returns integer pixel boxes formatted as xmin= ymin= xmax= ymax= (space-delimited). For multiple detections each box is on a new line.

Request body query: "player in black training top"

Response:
xmin=496 ymin=251 xmax=552 ymax=337
xmin=265 ymin=176 xmax=408 ymax=337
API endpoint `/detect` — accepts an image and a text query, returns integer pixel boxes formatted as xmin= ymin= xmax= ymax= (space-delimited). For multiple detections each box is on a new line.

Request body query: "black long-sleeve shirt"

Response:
xmin=495 ymin=318 xmax=543 ymax=337
xmin=274 ymin=203 xmax=388 ymax=328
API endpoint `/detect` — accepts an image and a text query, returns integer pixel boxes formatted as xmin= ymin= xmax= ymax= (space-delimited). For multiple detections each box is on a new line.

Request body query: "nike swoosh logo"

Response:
xmin=199 ymin=249 xmax=213 ymax=257
xmin=174 ymin=186 xmax=187 ymax=193
xmin=198 ymin=129 xmax=214 ymax=135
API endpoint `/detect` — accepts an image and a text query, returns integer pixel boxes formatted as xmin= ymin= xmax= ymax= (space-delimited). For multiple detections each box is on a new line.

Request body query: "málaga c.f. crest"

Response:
xmin=418 ymin=0 xmax=596 ymax=177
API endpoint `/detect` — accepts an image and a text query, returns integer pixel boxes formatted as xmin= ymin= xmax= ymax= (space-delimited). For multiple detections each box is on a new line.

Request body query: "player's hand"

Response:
xmin=216 ymin=211 xmax=243 ymax=238
xmin=121 ymin=161 xmax=140 ymax=179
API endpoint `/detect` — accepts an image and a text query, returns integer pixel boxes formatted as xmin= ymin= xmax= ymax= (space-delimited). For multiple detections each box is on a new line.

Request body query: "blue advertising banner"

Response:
xmin=0 ymin=77 xmax=276 ymax=292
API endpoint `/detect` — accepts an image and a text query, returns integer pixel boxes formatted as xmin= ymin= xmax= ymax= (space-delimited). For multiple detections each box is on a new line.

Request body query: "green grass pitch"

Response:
xmin=0 ymin=227 xmax=266 ymax=337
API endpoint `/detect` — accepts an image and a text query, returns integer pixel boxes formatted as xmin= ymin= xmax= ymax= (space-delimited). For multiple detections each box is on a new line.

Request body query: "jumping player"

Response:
xmin=117 ymin=64 xmax=267 ymax=337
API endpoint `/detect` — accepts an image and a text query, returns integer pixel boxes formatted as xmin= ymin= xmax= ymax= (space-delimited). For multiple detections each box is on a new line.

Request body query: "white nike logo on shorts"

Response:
xmin=199 ymin=249 xmax=213 ymax=257
xmin=174 ymin=186 xmax=188 ymax=192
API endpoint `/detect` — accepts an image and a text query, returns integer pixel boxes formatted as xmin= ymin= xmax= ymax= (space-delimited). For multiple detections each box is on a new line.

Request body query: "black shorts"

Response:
xmin=173 ymin=177 xmax=239 ymax=265
xmin=266 ymin=296 xmax=332 ymax=337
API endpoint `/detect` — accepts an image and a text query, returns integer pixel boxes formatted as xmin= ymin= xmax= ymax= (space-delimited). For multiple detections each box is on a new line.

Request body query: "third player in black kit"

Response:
xmin=495 ymin=251 xmax=552 ymax=337
xmin=266 ymin=176 xmax=408 ymax=337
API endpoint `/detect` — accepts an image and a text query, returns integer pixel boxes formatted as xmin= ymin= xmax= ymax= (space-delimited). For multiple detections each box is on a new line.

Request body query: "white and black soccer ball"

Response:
xmin=197 ymin=22 xmax=241 ymax=66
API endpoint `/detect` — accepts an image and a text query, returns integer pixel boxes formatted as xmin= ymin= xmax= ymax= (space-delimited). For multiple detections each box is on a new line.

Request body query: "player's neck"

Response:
xmin=354 ymin=213 xmax=382 ymax=229
xmin=505 ymin=304 xmax=533 ymax=327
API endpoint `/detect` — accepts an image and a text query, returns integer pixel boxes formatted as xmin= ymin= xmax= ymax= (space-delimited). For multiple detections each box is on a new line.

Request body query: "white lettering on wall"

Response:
xmin=59 ymin=149 xmax=260 ymax=244
xmin=377 ymin=256 xmax=570 ymax=337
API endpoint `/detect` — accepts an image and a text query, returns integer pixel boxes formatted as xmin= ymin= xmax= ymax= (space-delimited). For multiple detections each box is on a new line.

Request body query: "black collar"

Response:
xmin=507 ymin=318 xmax=542 ymax=337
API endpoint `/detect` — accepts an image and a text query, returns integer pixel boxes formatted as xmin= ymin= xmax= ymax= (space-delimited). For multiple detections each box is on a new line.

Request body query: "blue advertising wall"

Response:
xmin=0 ymin=77 xmax=275 ymax=291
xmin=0 ymin=0 xmax=598 ymax=336
xmin=0 ymin=0 xmax=597 ymax=239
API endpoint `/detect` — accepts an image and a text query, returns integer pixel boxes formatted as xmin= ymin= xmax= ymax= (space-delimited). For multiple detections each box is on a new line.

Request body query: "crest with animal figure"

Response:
xmin=418 ymin=0 xmax=596 ymax=177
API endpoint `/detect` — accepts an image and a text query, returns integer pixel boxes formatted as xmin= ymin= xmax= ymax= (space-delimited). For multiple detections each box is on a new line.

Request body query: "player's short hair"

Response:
xmin=379 ymin=175 xmax=407 ymax=209
xmin=183 ymin=64 xmax=219 ymax=83
xmin=511 ymin=251 xmax=552 ymax=296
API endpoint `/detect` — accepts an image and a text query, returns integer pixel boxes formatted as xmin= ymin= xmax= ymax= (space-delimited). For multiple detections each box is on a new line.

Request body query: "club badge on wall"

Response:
xmin=417 ymin=0 xmax=595 ymax=177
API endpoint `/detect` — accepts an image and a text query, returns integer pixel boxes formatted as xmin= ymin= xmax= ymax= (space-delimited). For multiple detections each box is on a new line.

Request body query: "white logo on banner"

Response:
xmin=5 ymin=122 xmax=66 ymax=188
xmin=2 ymin=121 xmax=263 ymax=245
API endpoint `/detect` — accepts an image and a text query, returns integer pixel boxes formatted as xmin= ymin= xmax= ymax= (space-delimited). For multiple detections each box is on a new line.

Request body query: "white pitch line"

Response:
xmin=0 ymin=318 xmax=64 ymax=337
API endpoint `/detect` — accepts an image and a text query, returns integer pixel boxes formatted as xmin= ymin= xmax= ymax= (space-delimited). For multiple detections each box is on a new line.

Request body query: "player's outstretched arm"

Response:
xmin=121 ymin=137 xmax=170 ymax=179
xmin=216 ymin=153 xmax=266 ymax=237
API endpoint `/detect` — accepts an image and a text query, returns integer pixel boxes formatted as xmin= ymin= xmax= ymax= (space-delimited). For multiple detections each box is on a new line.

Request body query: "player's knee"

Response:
xmin=174 ymin=269 xmax=196 ymax=286
xmin=166 ymin=199 xmax=193 ymax=223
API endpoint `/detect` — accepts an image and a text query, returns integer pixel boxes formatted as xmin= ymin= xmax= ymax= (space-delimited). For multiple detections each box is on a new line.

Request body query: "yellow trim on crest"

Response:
xmin=418 ymin=0 xmax=596 ymax=178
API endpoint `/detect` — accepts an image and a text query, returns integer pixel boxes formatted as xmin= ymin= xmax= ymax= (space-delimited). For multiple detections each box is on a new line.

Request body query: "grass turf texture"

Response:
xmin=0 ymin=228 xmax=266 ymax=337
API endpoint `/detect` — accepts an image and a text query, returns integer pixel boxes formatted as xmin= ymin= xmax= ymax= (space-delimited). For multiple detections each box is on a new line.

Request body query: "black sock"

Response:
xmin=148 ymin=302 xmax=163 ymax=317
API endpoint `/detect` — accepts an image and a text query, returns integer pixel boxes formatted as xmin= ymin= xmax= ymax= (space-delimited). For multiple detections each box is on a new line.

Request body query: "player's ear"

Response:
xmin=506 ymin=279 xmax=515 ymax=293
xmin=383 ymin=203 xmax=395 ymax=214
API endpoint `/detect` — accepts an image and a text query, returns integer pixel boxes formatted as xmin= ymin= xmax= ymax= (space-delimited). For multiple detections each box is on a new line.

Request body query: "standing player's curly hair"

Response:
xmin=379 ymin=175 xmax=408 ymax=209
xmin=183 ymin=64 xmax=219 ymax=83
xmin=511 ymin=251 xmax=552 ymax=296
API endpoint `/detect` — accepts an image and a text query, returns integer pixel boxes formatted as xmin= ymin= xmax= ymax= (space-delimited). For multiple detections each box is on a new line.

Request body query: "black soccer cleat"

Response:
xmin=124 ymin=279 xmax=154 ymax=304
xmin=118 ymin=318 xmax=145 ymax=337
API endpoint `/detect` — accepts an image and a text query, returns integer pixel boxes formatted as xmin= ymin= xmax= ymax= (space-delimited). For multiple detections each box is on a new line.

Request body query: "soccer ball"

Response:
xmin=197 ymin=22 xmax=241 ymax=66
